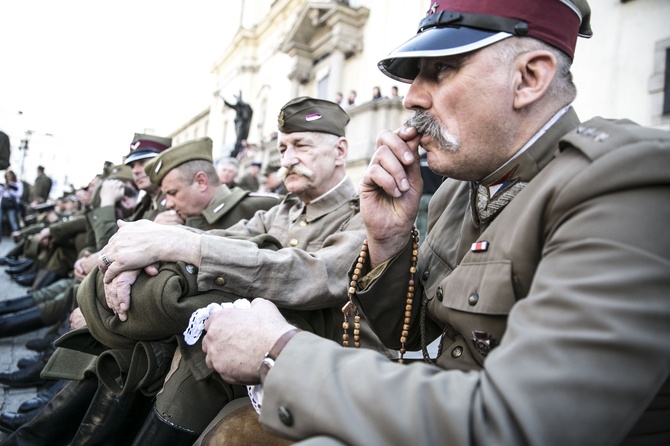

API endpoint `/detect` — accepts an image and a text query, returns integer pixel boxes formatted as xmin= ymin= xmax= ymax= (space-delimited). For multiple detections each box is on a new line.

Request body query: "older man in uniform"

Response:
xmin=94 ymin=97 xmax=387 ymax=444
xmin=198 ymin=1 xmax=670 ymax=445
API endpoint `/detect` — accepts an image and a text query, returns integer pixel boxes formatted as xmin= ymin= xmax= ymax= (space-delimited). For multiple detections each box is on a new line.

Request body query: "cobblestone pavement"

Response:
xmin=0 ymin=240 xmax=51 ymax=441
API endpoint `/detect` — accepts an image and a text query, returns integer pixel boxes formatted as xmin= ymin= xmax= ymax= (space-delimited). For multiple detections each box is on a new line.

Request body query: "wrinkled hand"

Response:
xmin=202 ymin=299 xmax=296 ymax=385
xmin=73 ymin=251 xmax=99 ymax=282
xmin=70 ymin=307 xmax=87 ymax=330
xmin=98 ymin=219 xmax=198 ymax=284
xmin=153 ymin=210 xmax=185 ymax=226
xmin=360 ymin=126 xmax=423 ymax=266
xmin=103 ymin=269 xmax=153 ymax=322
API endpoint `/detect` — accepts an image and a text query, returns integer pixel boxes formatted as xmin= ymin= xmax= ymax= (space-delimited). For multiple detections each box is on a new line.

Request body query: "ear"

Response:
xmin=334 ymin=137 xmax=348 ymax=166
xmin=193 ymin=171 xmax=209 ymax=189
xmin=512 ymin=50 xmax=557 ymax=110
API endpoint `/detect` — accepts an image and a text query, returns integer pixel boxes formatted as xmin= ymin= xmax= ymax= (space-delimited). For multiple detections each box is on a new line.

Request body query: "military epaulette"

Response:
xmin=248 ymin=191 xmax=282 ymax=200
xmin=559 ymin=117 xmax=670 ymax=161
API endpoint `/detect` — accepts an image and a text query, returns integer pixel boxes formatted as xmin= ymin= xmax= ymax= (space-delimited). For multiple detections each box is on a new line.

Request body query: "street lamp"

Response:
xmin=19 ymin=130 xmax=54 ymax=180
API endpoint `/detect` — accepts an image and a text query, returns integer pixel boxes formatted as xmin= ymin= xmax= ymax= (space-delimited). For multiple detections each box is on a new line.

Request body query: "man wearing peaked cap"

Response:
xmin=125 ymin=133 xmax=172 ymax=165
xmin=123 ymin=133 xmax=172 ymax=223
xmin=197 ymin=1 xmax=670 ymax=445
xmin=95 ymin=96 xmax=391 ymax=443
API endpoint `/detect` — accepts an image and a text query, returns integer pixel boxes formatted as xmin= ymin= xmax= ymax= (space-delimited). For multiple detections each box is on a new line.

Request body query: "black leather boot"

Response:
xmin=69 ymin=386 xmax=154 ymax=446
xmin=17 ymin=354 xmax=39 ymax=369
xmin=0 ymin=408 xmax=42 ymax=434
xmin=12 ymin=271 xmax=37 ymax=287
xmin=0 ymin=307 xmax=45 ymax=339
xmin=31 ymin=271 xmax=61 ymax=291
xmin=25 ymin=333 xmax=58 ymax=352
xmin=0 ymin=294 xmax=34 ymax=316
xmin=18 ymin=379 xmax=68 ymax=413
xmin=130 ymin=407 xmax=200 ymax=446
xmin=0 ymin=359 xmax=49 ymax=388
xmin=0 ymin=378 xmax=99 ymax=446
xmin=4 ymin=259 xmax=34 ymax=275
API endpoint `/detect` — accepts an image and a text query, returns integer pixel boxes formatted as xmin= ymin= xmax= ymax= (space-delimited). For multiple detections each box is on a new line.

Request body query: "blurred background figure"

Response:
xmin=215 ymin=157 xmax=240 ymax=189
xmin=31 ymin=166 xmax=52 ymax=206
xmin=1 ymin=170 xmax=26 ymax=238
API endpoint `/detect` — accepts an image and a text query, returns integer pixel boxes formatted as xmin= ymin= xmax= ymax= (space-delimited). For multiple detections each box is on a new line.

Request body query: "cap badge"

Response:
xmin=427 ymin=2 xmax=438 ymax=15
xmin=277 ymin=110 xmax=285 ymax=127
xmin=305 ymin=113 xmax=322 ymax=122
xmin=130 ymin=141 xmax=141 ymax=151
xmin=154 ymin=160 xmax=163 ymax=174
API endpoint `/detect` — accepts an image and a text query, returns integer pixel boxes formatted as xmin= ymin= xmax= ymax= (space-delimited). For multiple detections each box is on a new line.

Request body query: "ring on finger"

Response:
xmin=100 ymin=254 xmax=111 ymax=267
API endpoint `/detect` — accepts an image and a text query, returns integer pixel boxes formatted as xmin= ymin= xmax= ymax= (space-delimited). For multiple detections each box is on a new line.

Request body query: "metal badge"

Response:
xmin=471 ymin=330 xmax=497 ymax=356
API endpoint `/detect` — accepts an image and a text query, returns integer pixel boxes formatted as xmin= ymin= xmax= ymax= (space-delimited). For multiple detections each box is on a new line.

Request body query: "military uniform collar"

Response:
xmin=471 ymin=107 xmax=581 ymax=226
xmin=200 ymin=185 xmax=234 ymax=224
xmin=288 ymin=176 xmax=357 ymax=223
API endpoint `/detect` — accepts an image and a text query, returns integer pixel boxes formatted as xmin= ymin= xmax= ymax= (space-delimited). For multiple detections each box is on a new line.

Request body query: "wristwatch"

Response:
xmin=257 ymin=328 xmax=301 ymax=384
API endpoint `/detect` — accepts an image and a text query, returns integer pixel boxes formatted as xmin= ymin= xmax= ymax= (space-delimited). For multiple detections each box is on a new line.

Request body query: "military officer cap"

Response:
xmin=145 ymin=137 xmax=213 ymax=186
xmin=124 ymin=133 xmax=172 ymax=165
xmin=379 ymin=0 xmax=593 ymax=83
xmin=277 ymin=97 xmax=350 ymax=137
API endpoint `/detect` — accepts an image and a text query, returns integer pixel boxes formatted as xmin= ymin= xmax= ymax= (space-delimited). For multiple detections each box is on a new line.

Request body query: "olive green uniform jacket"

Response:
xmin=256 ymin=111 xmax=670 ymax=445
xmin=44 ymin=186 xmax=281 ymax=386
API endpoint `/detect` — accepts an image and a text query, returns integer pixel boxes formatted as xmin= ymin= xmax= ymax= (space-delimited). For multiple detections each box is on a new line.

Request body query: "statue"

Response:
xmin=223 ymin=92 xmax=253 ymax=158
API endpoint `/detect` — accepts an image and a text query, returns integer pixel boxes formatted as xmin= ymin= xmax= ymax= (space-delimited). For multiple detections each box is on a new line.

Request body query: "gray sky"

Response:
xmin=1 ymin=0 xmax=236 ymax=186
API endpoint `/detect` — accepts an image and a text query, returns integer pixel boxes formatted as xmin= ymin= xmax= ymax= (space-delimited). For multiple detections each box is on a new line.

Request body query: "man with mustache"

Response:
xmin=92 ymin=97 xmax=389 ymax=444
xmin=198 ymin=0 xmax=670 ymax=445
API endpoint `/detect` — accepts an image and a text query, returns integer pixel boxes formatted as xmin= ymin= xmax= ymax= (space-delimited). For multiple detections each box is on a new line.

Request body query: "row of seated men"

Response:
xmin=0 ymin=96 xmax=390 ymax=445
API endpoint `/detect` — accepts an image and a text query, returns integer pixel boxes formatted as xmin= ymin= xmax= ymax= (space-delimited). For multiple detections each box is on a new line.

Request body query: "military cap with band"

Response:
xmin=124 ymin=133 xmax=172 ymax=165
xmin=277 ymin=97 xmax=350 ymax=137
xmin=144 ymin=137 xmax=213 ymax=186
xmin=379 ymin=0 xmax=593 ymax=83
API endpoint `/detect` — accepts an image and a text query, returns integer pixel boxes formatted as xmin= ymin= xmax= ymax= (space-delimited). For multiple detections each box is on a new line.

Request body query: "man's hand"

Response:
xmin=73 ymin=251 xmax=98 ymax=282
xmin=104 ymin=269 xmax=150 ymax=321
xmin=99 ymin=179 xmax=126 ymax=207
xmin=202 ymin=299 xmax=296 ymax=385
xmin=98 ymin=219 xmax=200 ymax=284
xmin=70 ymin=307 xmax=87 ymax=330
xmin=153 ymin=210 xmax=185 ymax=226
xmin=360 ymin=126 xmax=423 ymax=267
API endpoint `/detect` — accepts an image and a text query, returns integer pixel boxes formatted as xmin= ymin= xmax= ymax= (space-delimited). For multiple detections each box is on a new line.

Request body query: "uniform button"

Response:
xmin=185 ymin=264 xmax=198 ymax=275
xmin=289 ymin=239 xmax=299 ymax=247
xmin=451 ymin=346 xmax=463 ymax=358
xmin=422 ymin=270 xmax=430 ymax=280
xmin=299 ymin=220 xmax=307 ymax=227
xmin=436 ymin=287 xmax=443 ymax=302
xmin=214 ymin=277 xmax=226 ymax=286
xmin=278 ymin=406 xmax=294 ymax=426
xmin=468 ymin=292 xmax=479 ymax=306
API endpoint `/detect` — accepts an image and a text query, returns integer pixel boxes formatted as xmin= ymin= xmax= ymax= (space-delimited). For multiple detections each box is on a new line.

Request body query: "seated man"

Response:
xmin=198 ymin=1 xmax=670 ymax=445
